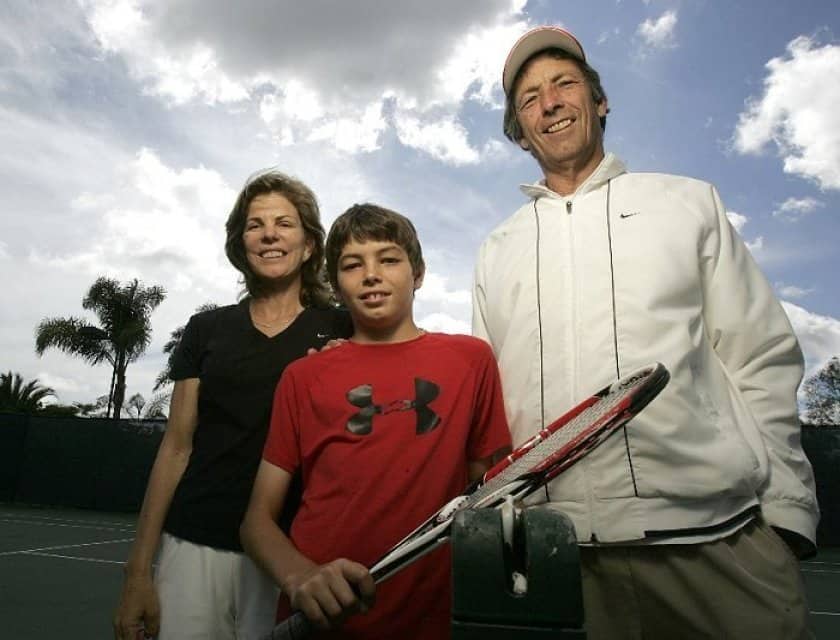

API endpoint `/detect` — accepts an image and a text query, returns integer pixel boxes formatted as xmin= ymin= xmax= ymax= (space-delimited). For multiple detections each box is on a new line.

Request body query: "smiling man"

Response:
xmin=472 ymin=26 xmax=819 ymax=639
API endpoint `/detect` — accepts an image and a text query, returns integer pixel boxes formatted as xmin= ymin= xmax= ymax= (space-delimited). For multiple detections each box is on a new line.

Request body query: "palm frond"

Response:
xmin=34 ymin=317 xmax=115 ymax=366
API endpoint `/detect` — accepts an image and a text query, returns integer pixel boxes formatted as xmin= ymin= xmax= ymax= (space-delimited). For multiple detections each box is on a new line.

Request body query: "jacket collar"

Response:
xmin=520 ymin=152 xmax=627 ymax=200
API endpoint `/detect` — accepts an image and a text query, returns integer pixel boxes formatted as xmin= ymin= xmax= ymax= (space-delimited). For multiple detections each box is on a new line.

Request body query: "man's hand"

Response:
xmin=306 ymin=338 xmax=348 ymax=356
xmin=285 ymin=559 xmax=375 ymax=630
xmin=113 ymin=572 xmax=160 ymax=639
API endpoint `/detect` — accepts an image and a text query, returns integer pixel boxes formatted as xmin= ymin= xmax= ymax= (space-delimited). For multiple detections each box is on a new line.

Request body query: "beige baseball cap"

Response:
xmin=502 ymin=26 xmax=586 ymax=96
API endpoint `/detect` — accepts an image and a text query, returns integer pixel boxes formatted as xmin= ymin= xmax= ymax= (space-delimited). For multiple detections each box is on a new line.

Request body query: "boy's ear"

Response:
xmin=413 ymin=266 xmax=425 ymax=291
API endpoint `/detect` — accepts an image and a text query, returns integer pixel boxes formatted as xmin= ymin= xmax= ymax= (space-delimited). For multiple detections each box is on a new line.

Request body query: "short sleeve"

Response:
xmin=467 ymin=343 xmax=512 ymax=461
xmin=263 ymin=367 xmax=303 ymax=474
xmin=168 ymin=314 xmax=202 ymax=381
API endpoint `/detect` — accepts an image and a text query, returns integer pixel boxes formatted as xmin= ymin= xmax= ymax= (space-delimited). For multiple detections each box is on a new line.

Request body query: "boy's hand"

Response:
xmin=286 ymin=559 xmax=375 ymax=630
xmin=306 ymin=338 xmax=348 ymax=356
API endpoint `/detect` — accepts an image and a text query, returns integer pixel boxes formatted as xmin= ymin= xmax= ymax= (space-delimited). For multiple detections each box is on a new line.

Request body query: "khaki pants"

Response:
xmin=580 ymin=519 xmax=813 ymax=640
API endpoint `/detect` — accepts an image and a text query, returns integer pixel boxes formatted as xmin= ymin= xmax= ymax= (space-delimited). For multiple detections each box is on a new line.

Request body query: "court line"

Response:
xmin=20 ymin=551 xmax=125 ymax=565
xmin=0 ymin=517 xmax=134 ymax=533
xmin=0 ymin=538 xmax=134 ymax=556
xmin=0 ymin=511 xmax=135 ymax=527
xmin=801 ymin=568 xmax=840 ymax=574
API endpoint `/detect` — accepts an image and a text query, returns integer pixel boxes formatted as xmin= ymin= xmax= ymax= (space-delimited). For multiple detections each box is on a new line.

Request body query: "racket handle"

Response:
xmin=265 ymin=611 xmax=312 ymax=640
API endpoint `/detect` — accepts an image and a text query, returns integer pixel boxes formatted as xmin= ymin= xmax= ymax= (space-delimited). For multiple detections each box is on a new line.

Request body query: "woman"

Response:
xmin=113 ymin=171 xmax=352 ymax=640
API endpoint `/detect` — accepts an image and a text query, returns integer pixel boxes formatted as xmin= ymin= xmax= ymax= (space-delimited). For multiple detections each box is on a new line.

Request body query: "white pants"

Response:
xmin=154 ymin=533 xmax=278 ymax=640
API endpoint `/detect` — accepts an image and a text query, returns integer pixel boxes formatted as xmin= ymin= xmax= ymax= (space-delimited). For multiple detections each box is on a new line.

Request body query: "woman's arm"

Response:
xmin=113 ymin=378 xmax=200 ymax=640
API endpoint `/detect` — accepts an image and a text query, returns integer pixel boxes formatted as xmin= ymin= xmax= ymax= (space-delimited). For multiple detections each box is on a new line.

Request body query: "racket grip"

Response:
xmin=264 ymin=611 xmax=312 ymax=640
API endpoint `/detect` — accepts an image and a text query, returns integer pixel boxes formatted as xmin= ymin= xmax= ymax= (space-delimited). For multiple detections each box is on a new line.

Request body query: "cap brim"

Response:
xmin=503 ymin=27 xmax=586 ymax=96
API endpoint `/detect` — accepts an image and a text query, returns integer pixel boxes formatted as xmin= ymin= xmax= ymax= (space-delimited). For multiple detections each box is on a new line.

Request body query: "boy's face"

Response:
xmin=336 ymin=238 xmax=423 ymax=342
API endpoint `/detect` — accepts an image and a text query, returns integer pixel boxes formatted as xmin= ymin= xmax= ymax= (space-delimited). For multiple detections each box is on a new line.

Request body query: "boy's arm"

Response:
xmin=240 ymin=460 xmax=375 ymax=630
xmin=468 ymin=446 xmax=512 ymax=483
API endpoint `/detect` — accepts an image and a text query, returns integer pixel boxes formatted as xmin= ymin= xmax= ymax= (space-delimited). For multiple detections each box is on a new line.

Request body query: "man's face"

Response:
xmin=513 ymin=54 xmax=607 ymax=175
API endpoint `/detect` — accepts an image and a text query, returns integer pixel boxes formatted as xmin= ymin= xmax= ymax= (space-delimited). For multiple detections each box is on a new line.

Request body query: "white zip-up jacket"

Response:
xmin=473 ymin=153 xmax=819 ymax=545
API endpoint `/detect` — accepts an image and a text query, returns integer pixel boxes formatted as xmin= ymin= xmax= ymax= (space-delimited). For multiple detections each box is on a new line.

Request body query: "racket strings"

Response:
xmin=469 ymin=383 xmax=640 ymax=507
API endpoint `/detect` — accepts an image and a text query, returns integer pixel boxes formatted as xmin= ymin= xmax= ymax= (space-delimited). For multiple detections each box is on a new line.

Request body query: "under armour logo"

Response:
xmin=346 ymin=378 xmax=440 ymax=436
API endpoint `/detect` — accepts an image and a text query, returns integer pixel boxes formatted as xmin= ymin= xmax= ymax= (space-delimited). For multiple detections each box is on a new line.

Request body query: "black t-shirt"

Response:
xmin=164 ymin=299 xmax=353 ymax=551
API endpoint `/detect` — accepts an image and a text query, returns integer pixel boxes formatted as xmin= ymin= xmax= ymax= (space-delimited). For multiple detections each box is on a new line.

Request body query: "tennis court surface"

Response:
xmin=2 ymin=503 xmax=838 ymax=638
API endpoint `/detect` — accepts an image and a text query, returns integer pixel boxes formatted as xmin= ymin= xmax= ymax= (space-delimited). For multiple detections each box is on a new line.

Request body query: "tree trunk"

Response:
xmin=106 ymin=361 xmax=117 ymax=419
xmin=113 ymin=353 xmax=127 ymax=419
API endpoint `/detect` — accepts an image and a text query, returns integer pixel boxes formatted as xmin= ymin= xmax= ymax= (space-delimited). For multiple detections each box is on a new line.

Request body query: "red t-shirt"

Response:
xmin=263 ymin=332 xmax=511 ymax=639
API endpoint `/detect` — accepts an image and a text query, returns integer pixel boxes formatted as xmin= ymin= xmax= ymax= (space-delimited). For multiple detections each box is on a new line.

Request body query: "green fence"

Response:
xmin=0 ymin=412 xmax=162 ymax=512
xmin=802 ymin=425 xmax=840 ymax=547
xmin=0 ymin=414 xmax=837 ymax=543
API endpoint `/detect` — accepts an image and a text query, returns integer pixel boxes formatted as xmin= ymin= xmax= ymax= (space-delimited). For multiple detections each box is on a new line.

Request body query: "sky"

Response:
xmin=1 ymin=0 xmax=838 ymax=411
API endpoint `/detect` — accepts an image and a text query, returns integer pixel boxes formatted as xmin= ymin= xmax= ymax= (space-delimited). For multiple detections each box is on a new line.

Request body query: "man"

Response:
xmin=472 ymin=25 xmax=819 ymax=639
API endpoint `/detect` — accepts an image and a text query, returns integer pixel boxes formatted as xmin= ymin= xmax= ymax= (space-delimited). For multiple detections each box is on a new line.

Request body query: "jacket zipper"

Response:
xmin=565 ymin=195 xmax=598 ymax=538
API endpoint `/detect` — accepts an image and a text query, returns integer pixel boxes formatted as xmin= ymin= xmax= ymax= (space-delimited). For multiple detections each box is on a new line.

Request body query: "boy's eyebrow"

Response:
xmin=339 ymin=242 xmax=402 ymax=260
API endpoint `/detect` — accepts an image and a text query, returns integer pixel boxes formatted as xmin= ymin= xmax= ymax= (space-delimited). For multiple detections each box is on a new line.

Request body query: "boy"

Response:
xmin=241 ymin=203 xmax=512 ymax=639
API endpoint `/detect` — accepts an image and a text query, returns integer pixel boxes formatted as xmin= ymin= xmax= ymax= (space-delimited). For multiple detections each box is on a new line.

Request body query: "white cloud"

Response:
xmin=303 ymin=102 xmax=388 ymax=154
xmin=734 ymin=36 xmax=840 ymax=190
xmin=783 ymin=301 xmax=840 ymax=379
xmin=775 ymin=282 xmax=814 ymax=299
xmin=86 ymin=0 xmax=249 ymax=105
xmin=417 ymin=312 xmax=471 ymax=335
xmin=637 ymin=10 xmax=678 ymax=49
xmin=597 ymin=27 xmax=621 ymax=45
xmin=746 ymin=236 xmax=764 ymax=255
xmin=38 ymin=372 xmax=86 ymax=396
xmin=34 ymin=148 xmax=238 ymax=295
xmin=726 ymin=210 xmax=748 ymax=232
xmin=81 ymin=0 xmax=527 ymax=162
xmin=395 ymin=114 xmax=480 ymax=165
xmin=417 ymin=272 xmax=472 ymax=306
xmin=772 ymin=196 xmax=824 ymax=221
xmin=726 ymin=211 xmax=765 ymax=257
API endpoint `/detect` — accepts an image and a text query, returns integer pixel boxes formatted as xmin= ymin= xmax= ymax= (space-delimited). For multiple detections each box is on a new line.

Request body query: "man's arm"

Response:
xmin=113 ymin=378 xmax=199 ymax=640
xmin=702 ymin=185 xmax=818 ymax=556
xmin=240 ymin=461 xmax=375 ymax=630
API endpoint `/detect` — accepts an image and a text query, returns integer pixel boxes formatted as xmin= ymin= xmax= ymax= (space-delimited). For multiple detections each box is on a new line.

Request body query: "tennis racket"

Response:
xmin=265 ymin=362 xmax=669 ymax=640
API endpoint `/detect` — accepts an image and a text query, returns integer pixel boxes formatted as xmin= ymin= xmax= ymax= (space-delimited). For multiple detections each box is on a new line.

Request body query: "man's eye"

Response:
xmin=519 ymin=96 xmax=536 ymax=111
xmin=341 ymin=262 xmax=361 ymax=271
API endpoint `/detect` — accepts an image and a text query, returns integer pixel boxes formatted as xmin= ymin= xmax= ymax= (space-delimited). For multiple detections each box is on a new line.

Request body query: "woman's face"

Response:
xmin=242 ymin=192 xmax=313 ymax=284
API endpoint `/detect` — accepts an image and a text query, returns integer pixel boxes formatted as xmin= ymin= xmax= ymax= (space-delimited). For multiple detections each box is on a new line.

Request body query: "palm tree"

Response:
xmin=0 ymin=371 xmax=56 ymax=413
xmin=35 ymin=277 xmax=166 ymax=419
xmin=125 ymin=392 xmax=169 ymax=420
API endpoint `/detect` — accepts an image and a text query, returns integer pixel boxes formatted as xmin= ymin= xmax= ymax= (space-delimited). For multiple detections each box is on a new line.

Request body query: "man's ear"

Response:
xmin=597 ymin=97 xmax=609 ymax=119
